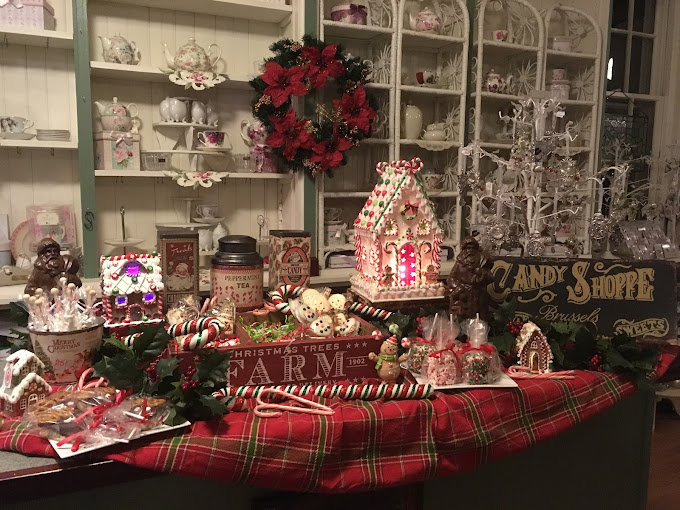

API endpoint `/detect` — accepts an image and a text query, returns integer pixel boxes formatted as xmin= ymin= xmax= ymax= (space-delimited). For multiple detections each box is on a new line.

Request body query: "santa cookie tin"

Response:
xmin=157 ymin=231 xmax=198 ymax=312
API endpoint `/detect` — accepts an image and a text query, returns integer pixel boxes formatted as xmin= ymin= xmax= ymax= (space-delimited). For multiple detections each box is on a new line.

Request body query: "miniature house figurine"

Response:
xmin=351 ymin=158 xmax=446 ymax=304
xmin=516 ymin=322 xmax=553 ymax=374
xmin=0 ymin=350 xmax=51 ymax=417
xmin=100 ymin=253 xmax=165 ymax=327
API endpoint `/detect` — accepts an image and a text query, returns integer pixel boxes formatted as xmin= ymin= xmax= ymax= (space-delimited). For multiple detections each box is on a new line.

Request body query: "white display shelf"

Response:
xmin=323 ymin=243 xmax=355 ymax=252
xmin=362 ymin=138 xmax=391 ymax=145
xmin=0 ymin=139 xmax=77 ymax=150
xmin=476 ymin=39 xmax=540 ymax=56
xmin=364 ymin=82 xmax=392 ymax=90
xmin=545 ymin=49 xmax=597 ymax=64
xmin=152 ymin=122 xmax=214 ymax=129
xmin=472 ymin=91 xmax=524 ymax=103
xmin=0 ymin=27 xmax=73 ymax=49
xmin=399 ymin=85 xmax=462 ymax=97
xmin=399 ymin=139 xmax=460 ymax=150
xmin=90 ymin=61 xmax=250 ymax=89
xmin=479 ymin=141 xmax=513 ymax=150
xmin=426 ymin=190 xmax=459 ymax=198
xmin=324 ymin=191 xmax=372 ymax=198
xmin=321 ymin=20 xmax=393 ymax=40
xmin=104 ymin=0 xmax=293 ymax=23
xmin=144 ymin=149 xmax=229 ymax=156
xmin=401 ymin=30 xmax=465 ymax=49
xmin=95 ymin=170 xmax=291 ymax=179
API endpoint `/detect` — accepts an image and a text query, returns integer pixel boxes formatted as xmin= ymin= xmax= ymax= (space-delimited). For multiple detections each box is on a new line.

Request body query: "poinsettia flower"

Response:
xmin=310 ymin=127 xmax=352 ymax=171
xmin=267 ymin=110 xmax=313 ymax=160
xmin=301 ymin=44 xmax=345 ymax=89
xmin=335 ymin=86 xmax=377 ymax=134
xmin=261 ymin=61 xmax=308 ymax=108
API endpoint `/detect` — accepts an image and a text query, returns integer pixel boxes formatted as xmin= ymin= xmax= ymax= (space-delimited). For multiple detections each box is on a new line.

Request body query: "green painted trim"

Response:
xmin=304 ymin=0 xmax=318 ymax=255
xmin=73 ymin=0 xmax=98 ymax=278
xmin=463 ymin=0 xmax=476 ymax=149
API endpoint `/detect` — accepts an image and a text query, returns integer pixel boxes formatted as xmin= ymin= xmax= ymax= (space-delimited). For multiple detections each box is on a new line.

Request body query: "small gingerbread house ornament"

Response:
xmin=1 ymin=350 xmax=52 ymax=416
xmin=350 ymin=158 xmax=446 ymax=304
xmin=516 ymin=322 xmax=553 ymax=374
xmin=100 ymin=253 xmax=165 ymax=327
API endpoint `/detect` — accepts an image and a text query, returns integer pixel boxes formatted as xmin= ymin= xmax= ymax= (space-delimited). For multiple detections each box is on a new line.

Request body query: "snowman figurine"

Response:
xmin=368 ymin=337 xmax=408 ymax=383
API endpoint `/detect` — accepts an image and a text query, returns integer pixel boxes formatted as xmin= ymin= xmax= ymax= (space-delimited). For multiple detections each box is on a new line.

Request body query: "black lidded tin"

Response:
xmin=211 ymin=235 xmax=264 ymax=311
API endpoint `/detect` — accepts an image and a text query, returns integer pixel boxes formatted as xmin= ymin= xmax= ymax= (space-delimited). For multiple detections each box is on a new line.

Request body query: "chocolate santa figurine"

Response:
xmin=24 ymin=238 xmax=82 ymax=296
xmin=447 ymin=236 xmax=493 ymax=322
xmin=369 ymin=337 xmax=408 ymax=383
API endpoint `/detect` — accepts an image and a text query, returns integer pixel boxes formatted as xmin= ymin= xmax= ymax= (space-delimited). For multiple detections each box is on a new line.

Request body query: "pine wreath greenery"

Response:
xmin=250 ymin=35 xmax=378 ymax=177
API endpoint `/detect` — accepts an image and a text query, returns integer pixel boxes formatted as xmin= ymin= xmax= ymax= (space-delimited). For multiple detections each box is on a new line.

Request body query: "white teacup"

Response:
xmin=0 ymin=117 xmax=33 ymax=133
xmin=196 ymin=204 xmax=218 ymax=218
xmin=197 ymin=130 xmax=229 ymax=149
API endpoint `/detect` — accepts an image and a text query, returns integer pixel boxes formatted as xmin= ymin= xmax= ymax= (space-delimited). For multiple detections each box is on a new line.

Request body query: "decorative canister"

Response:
xmin=269 ymin=230 xmax=311 ymax=291
xmin=158 ymin=231 xmax=199 ymax=312
xmin=548 ymin=80 xmax=570 ymax=102
xmin=211 ymin=235 xmax=264 ymax=311
xmin=324 ymin=221 xmax=347 ymax=247
xmin=330 ymin=3 xmax=367 ymax=25
xmin=29 ymin=319 xmax=104 ymax=383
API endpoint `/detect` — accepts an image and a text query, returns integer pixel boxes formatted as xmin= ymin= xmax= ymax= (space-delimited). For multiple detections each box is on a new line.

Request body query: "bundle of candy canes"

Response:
xmin=23 ymin=278 xmax=101 ymax=332
xmin=164 ymin=295 xmax=239 ymax=351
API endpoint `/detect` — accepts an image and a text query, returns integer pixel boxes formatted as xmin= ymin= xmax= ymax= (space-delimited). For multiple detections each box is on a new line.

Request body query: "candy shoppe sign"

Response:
xmin=488 ymin=257 xmax=677 ymax=340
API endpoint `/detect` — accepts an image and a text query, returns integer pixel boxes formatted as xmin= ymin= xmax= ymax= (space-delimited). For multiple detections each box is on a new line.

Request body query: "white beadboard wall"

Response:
xmin=0 ymin=0 xmax=81 ymax=244
xmin=88 ymin=0 xmax=301 ymax=256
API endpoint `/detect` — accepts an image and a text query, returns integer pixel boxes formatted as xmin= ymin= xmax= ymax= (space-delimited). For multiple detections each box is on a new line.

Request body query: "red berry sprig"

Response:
xmin=506 ymin=321 xmax=524 ymax=336
xmin=181 ymin=365 xmax=200 ymax=391
xmin=589 ymin=354 xmax=605 ymax=372
xmin=145 ymin=363 xmax=159 ymax=382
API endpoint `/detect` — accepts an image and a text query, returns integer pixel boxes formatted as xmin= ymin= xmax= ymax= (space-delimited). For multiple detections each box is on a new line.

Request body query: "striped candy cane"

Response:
xmin=213 ymin=382 xmax=433 ymax=403
xmin=348 ymin=302 xmax=393 ymax=321
xmin=269 ymin=284 xmax=305 ymax=315
xmin=167 ymin=317 xmax=225 ymax=350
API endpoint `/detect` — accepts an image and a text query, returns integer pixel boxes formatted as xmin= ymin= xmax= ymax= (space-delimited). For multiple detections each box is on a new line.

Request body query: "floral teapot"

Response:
xmin=94 ymin=97 xmax=138 ymax=132
xmin=98 ymin=35 xmax=140 ymax=65
xmin=240 ymin=119 xmax=267 ymax=147
xmin=408 ymin=6 xmax=442 ymax=33
xmin=484 ymin=69 xmax=513 ymax=94
xmin=162 ymin=37 xmax=221 ymax=73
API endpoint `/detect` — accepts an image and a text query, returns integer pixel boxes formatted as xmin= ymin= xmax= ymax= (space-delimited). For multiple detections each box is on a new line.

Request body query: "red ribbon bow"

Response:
xmin=457 ymin=342 xmax=497 ymax=356
xmin=403 ymin=201 xmax=419 ymax=215
xmin=349 ymin=4 xmax=367 ymax=15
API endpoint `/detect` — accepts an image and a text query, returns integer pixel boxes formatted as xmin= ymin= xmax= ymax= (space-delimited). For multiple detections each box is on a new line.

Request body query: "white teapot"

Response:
xmin=422 ymin=123 xmax=446 ymax=141
xmin=408 ymin=7 xmax=442 ymax=33
xmin=484 ymin=69 xmax=512 ymax=94
xmin=162 ymin=37 xmax=220 ymax=73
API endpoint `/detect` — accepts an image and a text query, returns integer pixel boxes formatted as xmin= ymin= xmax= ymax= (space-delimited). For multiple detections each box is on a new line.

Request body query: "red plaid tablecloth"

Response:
xmin=0 ymin=371 xmax=635 ymax=493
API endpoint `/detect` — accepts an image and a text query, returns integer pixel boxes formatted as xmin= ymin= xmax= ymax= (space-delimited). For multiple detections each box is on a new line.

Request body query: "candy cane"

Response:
xmin=116 ymin=332 xmax=142 ymax=347
xmin=213 ymin=382 xmax=433 ymax=403
xmin=269 ymin=284 xmax=305 ymax=315
xmin=507 ymin=365 xmax=576 ymax=380
xmin=348 ymin=302 xmax=393 ymax=321
xmin=167 ymin=317 xmax=225 ymax=350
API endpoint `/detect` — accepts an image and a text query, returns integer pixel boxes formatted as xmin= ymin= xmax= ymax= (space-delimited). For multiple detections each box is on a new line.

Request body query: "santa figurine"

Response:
xmin=369 ymin=337 xmax=408 ymax=383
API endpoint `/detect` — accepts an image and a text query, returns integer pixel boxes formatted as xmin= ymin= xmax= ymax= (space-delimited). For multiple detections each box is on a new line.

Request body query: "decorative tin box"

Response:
xmin=94 ymin=131 xmax=141 ymax=171
xmin=157 ymin=231 xmax=198 ymax=312
xmin=268 ymin=230 xmax=311 ymax=291
xmin=0 ymin=0 xmax=56 ymax=30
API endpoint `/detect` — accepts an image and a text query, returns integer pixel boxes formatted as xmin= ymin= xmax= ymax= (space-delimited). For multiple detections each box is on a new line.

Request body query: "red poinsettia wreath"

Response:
xmin=250 ymin=36 xmax=378 ymax=176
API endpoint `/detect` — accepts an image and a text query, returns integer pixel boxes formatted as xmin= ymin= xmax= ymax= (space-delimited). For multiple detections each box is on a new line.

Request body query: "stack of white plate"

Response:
xmin=37 ymin=129 xmax=70 ymax=142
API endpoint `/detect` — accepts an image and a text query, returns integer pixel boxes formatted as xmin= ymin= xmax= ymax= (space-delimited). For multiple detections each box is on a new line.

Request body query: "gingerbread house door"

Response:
xmin=129 ymin=305 xmax=143 ymax=321
xmin=397 ymin=243 xmax=417 ymax=286
xmin=530 ymin=351 xmax=539 ymax=372
xmin=28 ymin=393 xmax=38 ymax=406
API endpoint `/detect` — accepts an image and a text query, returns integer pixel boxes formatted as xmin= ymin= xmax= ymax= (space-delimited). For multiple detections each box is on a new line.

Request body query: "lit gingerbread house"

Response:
xmin=100 ymin=252 xmax=164 ymax=327
xmin=350 ymin=158 xmax=446 ymax=304
xmin=1 ymin=350 xmax=51 ymax=416
xmin=516 ymin=322 xmax=553 ymax=374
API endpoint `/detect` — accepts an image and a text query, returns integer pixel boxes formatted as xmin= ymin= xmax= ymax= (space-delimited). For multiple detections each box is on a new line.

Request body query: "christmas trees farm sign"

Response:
xmin=488 ymin=257 xmax=677 ymax=340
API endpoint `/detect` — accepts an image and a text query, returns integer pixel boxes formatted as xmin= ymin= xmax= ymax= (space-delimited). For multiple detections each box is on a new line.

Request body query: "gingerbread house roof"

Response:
xmin=2 ymin=372 xmax=51 ymax=404
xmin=516 ymin=322 xmax=552 ymax=355
xmin=100 ymin=253 xmax=164 ymax=298
xmin=6 ymin=350 xmax=44 ymax=376
xmin=354 ymin=158 xmax=443 ymax=235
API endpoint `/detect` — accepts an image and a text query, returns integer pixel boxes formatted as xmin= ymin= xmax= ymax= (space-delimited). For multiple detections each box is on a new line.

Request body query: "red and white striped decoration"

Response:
xmin=214 ymin=381 xmax=433 ymax=407
xmin=167 ymin=317 xmax=225 ymax=350
xmin=347 ymin=302 xmax=392 ymax=321
xmin=269 ymin=284 xmax=305 ymax=315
